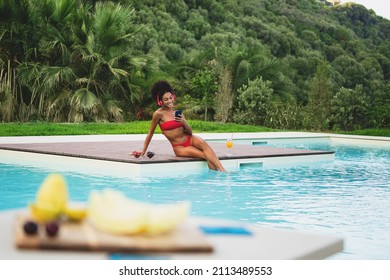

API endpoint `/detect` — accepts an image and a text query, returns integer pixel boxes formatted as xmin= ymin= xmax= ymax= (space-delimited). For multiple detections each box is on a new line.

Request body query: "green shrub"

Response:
xmin=233 ymin=77 xmax=273 ymax=126
xmin=330 ymin=85 xmax=370 ymax=131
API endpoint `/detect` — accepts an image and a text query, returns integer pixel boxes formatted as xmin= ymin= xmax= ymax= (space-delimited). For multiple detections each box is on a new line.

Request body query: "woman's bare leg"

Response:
xmin=173 ymin=136 xmax=226 ymax=172
xmin=191 ymin=136 xmax=226 ymax=171
xmin=174 ymin=146 xmax=219 ymax=170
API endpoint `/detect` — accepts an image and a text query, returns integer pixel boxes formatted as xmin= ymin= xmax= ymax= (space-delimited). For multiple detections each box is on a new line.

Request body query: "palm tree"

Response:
xmin=204 ymin=46 xmax=283 ymax=122
xmin=15 ymin=0 xmax=151 ymax=122
xmin=0 ymin=0 xmax=34 ymax=121
xmin=175 ymin=45 xmax=285 ymax=123
xmin=70 ymin=1 xmax=149 ymax=121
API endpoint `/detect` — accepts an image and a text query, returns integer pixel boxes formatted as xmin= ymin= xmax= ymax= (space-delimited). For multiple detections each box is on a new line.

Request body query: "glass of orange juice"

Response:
xmin=226 ymin=137 xmax=233 ymax=156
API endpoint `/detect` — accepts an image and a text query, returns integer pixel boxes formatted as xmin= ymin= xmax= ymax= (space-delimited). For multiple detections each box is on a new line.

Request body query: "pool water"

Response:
xmin=1 ymin=140 xmax=389 ymax=259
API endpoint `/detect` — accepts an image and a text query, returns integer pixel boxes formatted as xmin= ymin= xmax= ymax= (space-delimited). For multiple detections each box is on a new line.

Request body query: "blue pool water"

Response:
xmin=1 ymin=139 xmax=389 ymax=259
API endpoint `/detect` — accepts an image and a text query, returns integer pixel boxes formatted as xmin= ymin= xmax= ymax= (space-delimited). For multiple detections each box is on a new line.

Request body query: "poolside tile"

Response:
xmin=0 ymin=140 xmax=333 ymax=164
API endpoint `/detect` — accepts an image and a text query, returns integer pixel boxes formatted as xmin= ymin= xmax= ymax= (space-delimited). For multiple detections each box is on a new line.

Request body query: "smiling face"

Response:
xmin=161 ymin=92 xmax=175 ymax=108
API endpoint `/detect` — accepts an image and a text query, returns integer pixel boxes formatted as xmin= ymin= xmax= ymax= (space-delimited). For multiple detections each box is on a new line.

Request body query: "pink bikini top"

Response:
xmin=159 ymin=120 xmax=183 ymax=131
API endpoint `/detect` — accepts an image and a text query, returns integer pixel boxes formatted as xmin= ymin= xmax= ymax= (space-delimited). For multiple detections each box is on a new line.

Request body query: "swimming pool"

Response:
xmin=1 ymin=136 xmax=389 ymax=259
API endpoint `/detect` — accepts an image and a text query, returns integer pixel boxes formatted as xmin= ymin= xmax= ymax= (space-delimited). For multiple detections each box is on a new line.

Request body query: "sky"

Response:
xmin=344 ymin=1 xmax=390 ymax=20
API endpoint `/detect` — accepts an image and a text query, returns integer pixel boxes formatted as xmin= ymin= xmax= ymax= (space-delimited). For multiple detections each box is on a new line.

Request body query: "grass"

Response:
xmin=0 ymin=122 xmax=388 ymax=137
xmin=0 ymin=121 xmax=277 ymax=136
xmin=0 ymin=122 xmax=151 ymax=136
xmin=339 ymin=128 xmax=390 ymax=137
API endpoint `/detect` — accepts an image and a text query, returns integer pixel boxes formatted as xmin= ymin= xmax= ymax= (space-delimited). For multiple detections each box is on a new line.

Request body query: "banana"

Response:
xmin=87 ymin=189 xmax=190 ymax=235
xmin=64 ymin=206 xmax=87 ymax=222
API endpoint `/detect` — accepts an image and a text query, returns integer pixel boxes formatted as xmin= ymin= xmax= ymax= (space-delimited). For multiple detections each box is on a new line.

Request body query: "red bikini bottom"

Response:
xmin=172 ymin=135 xmax=192 ymax=147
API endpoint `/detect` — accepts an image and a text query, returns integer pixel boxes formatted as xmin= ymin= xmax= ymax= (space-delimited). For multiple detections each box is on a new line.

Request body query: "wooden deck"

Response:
xmin=0 ymin=140 xmax=334 ymax=164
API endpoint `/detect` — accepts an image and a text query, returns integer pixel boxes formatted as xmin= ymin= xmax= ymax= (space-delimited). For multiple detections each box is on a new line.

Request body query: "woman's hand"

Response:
xmin=131 ymin=151 xmax=142 ymax=158
xmin=175 ymin=112 xmax=186 ymax=123
xmin=177 ymin=113 xmax=193 ymax=135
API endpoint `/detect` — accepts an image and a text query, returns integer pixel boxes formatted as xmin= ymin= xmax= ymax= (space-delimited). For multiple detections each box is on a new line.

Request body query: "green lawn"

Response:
xmin=0 ymin=121 xmax=277 ymax=136
xmin=0 ymin=122 xmax=389 ymax=137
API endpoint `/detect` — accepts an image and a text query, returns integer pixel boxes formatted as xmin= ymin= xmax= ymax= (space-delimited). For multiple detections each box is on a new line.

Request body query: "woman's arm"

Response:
xmin=141 ymin=111 xmax=160 ymax=155
xmin=177 ymin=113 xmax=192 ymax=135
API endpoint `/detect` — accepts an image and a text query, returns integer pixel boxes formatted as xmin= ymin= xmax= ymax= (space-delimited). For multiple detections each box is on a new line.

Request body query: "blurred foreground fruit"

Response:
xmin=145 ymin=202 xmax=190 ymax=235
xmin=23 ymin=221 xmax=38 ymax=235
xmin=45 ymin=222 xmax=60 ymax=237
xmin=87 ymin=189 xmax=190 ymax=235
xmin=29 ymin=173 xmax=69 ymax=222
xmin=29 ymin=202 xmax=62 ymax=222
xmin=88 ymin=190 xmax=147 ymax=235
xmin=36 ymin=173 xmax=68 ymax=211
xmin=64 ymin=206 xmax=87 ymax=222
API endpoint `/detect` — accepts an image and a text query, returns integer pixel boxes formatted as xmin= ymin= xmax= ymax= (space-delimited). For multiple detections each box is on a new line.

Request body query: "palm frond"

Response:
xmin=93 ymin=2 xmax=136 ymax=51
xmin=52 ymin=0 xmax=77 ymax=23
xmin=39 ymin=65 xmax=75 ymax=94
xmin=71 ymin=88 xmax=98 ymax=110
xmin=47 ymin=88 xmax=71 ymax=122
xmin=102 ymin=99 xmax=123 ymax=121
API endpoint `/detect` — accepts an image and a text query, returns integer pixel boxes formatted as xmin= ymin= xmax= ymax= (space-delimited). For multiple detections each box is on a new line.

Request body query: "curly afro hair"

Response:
xmin=151 ymin=80 xmax=174 ymax=102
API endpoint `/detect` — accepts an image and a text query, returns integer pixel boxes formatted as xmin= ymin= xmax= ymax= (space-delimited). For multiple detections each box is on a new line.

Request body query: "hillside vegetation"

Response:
xmin=1 ymin=0 xmax=389 ymax=131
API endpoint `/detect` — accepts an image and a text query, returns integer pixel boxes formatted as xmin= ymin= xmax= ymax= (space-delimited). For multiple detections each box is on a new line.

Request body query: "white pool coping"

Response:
xmin=1 ymin=131 xmax=389 ymax=144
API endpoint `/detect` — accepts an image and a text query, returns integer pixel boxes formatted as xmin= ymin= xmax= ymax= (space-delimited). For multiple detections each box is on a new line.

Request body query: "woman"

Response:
xmin=140 ymin=80 xmax=226 ymax=172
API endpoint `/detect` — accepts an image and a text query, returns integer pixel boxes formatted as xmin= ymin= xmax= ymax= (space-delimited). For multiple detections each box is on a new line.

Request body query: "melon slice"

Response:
xmin=87 ymin=189 xmax=190 ymax=235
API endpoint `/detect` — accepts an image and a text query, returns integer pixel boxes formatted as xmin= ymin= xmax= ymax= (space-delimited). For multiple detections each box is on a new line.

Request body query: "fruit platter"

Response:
xmin=14 ymin=174 xmax=213 ymax=253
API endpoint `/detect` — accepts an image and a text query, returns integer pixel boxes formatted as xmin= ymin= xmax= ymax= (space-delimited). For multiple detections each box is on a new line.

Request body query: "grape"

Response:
xmin=23 ymin=221 xmax=38 ymax=235
xmin=45 ymin=222 xmax=60 ymax=237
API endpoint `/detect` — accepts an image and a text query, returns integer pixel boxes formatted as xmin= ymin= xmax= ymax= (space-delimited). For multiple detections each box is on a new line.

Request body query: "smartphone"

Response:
xmin=175 ymin=110 xmax=182 ymax=120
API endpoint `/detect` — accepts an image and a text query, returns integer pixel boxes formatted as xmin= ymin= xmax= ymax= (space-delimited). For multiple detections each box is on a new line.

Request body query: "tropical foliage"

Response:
xmin=330 ymin=84 xmax=370 ymax=131
xmin=1 ymin=0 xmax=389 ymax=131
xmin=234 ymin=77 xmax=273 ymax=126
